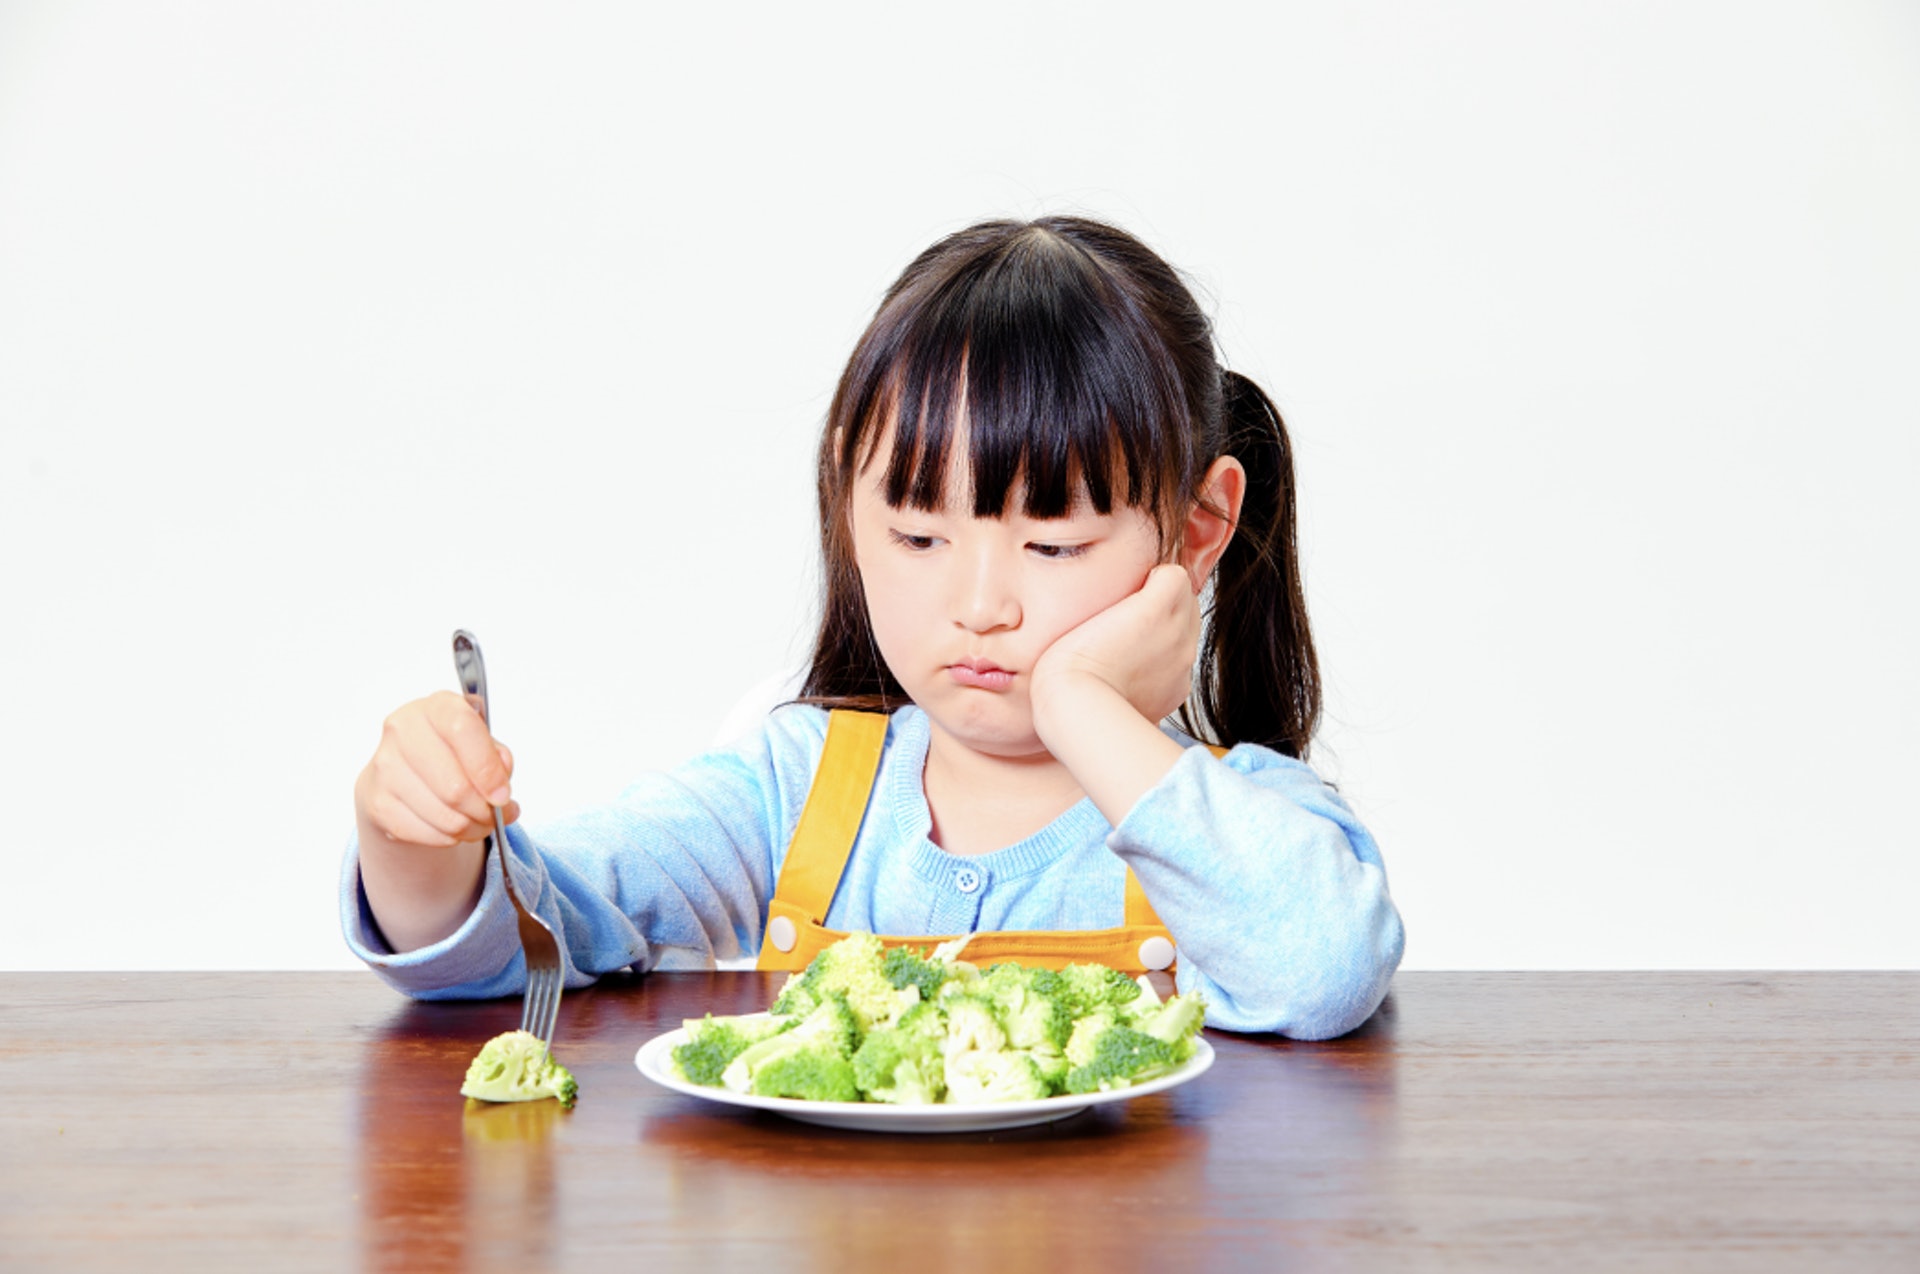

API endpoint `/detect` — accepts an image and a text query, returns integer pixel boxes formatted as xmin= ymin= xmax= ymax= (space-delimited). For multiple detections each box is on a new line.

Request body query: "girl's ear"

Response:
xmin=1179 ymin=456 xmax=1245 ymax=592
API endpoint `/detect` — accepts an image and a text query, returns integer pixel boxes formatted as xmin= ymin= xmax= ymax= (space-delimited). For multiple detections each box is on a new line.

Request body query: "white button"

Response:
xmin=953 ymin=867 xmax=982 ymax=894
xmin=768 ymin=915 xmax=797 ymax=953
xmin=1138 ymin=936 xmax=1175 ymax=971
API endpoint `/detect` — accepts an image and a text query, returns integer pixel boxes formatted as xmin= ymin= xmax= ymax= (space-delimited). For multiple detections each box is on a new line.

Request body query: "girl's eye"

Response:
xmin=888 ymin=530 xmax=939 ymax=551
xmin=1028 ymin=542 xmax=1089 ymax=560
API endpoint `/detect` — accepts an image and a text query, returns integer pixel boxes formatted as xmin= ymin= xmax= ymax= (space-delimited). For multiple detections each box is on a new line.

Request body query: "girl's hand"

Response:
xmin=354 ymin=690 xmax=520 ymax=851
xmin=1030 ymin=563 xmax=1201 ymax=747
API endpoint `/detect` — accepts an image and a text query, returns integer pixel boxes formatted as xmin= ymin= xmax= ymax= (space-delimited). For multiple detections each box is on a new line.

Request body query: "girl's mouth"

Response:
xmin=948 ymin=659 xmax=1014 ymax=692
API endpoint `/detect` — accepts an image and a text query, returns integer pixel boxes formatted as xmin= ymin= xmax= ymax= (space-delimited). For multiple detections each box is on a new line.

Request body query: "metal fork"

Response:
xmin=452 ymin=630 xmax=564 ymax=1052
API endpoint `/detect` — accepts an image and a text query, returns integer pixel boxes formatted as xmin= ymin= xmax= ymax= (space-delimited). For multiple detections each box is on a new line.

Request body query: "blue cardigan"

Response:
xmin=340 ymin=704 xmax=1404 ymax=1039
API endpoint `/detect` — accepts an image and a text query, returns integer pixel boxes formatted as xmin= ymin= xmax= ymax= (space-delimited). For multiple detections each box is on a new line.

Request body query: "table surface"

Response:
xmin=1 ymin=971 xmax=1915 ymax=1272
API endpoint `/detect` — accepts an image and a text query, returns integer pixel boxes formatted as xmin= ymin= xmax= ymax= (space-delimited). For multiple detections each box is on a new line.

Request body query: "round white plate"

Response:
xmin=634 ymin=1018 xmax=1214 ymax=1133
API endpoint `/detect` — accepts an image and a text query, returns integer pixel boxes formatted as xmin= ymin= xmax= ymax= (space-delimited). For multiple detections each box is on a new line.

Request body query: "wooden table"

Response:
xmin=2 ymin=972 xmax=1915 ymax=1271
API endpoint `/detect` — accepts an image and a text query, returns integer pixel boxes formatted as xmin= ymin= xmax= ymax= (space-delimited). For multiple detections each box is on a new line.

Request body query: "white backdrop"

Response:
xmin=3 ymin=2 xmax=1916 ymax=972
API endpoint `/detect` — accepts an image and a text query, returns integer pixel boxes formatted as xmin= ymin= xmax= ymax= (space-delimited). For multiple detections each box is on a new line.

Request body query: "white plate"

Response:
xmin=634 ymin=1015 xmax=1214 ymax=1133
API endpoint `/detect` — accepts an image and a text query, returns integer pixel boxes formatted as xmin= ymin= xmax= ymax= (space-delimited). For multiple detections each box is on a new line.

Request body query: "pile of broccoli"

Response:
xmin=669 ymin=933 xmax=1206 ymax=1105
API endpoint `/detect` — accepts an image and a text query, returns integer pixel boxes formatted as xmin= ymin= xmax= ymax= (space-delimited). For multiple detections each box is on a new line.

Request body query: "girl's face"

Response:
xmin=849 ymin=429 xmax=1168 ymax=761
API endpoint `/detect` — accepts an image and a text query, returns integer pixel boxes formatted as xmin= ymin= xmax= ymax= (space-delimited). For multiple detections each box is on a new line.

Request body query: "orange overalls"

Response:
xmin=756 ymin=709 xmax=1217 ymax=977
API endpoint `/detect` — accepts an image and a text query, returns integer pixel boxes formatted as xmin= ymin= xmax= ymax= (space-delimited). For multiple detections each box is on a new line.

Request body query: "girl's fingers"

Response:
xmin=389 ymin=696 xmax=505 ymax=825
xmin=361 ymin=779 xmax=461 ymax=849
xmin=378 ymin=748 xmax=493 ymax=844
xmin=424 ymin=691 xmax=515 ymax=806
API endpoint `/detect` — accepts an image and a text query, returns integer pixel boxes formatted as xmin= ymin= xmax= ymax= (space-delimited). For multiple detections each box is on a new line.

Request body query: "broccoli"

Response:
xmin=721 ymin=994 xmax=862 ymax=1096
xmin=946 ymin=1048 xmax=1052 ymax=1104
xmin=1061 ymin=1025 xmax=1184 ymax=1095
xmin=940 ymin=994 xmax=1008 ymax=1059
xmin=851 ymin=1001 xmax=947 ymax=1104
xmin=747 ymin=1048 xmax=860 ymax=1102
xmin=979 ymin=964 xmax=1073 ymax=1052
xmin=1057 ymin=963 xmax=1144 ymax=1019
xmin=1131 ymin=990 xmax=1207 ymax=1050
xmin=1065 ymin=1010 xmax=1121 ymax=1068
xmin=771 ymin=931 xmax=919 ymax=1030
xmin=673 ymin=934 xmax=1209 ymax=1106
xmin=460 ymin=1030 xmax=578 ymax=1108
xmin=881 ymin=945 xmax=955 ymax=1003
xmin=670 ymin=1013 xmax=794 ymax=1087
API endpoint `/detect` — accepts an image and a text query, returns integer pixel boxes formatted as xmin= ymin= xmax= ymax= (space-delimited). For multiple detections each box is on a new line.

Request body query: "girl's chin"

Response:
xmin=921 ymin=708 xmax=1050 ymax=762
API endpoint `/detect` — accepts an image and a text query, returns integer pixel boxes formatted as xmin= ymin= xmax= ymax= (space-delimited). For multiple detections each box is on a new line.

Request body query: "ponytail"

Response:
xmin=1180 ymin=371 xmax=1321 ymax=759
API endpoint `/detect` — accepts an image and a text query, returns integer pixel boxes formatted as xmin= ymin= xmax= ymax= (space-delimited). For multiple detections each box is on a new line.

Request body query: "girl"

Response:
xmin=345 ymin=216 xmax=1403 ymax=1040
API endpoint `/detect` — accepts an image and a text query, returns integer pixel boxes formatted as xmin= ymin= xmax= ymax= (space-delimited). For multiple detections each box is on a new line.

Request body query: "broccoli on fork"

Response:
xmin=461 ymin=1030 xmax=578 ymax=1108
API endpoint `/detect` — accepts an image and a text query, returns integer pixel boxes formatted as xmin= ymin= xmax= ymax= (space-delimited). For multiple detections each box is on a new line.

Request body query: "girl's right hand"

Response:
xmin=354 ymin=690 xmax=520 ymax=850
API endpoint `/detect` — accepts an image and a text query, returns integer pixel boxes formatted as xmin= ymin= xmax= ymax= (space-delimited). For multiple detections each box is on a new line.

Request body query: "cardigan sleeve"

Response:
xmin=1106 ymin=743 xmax=1405 ymax=1039
xmin=338 ymin=705 xmax=830 ymax=999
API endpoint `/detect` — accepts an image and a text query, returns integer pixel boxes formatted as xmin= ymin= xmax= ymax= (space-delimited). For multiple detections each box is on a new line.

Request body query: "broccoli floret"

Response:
xmin=721 ymin=995 xmax=861 ymax=1094
xmin=1125 ymin=974 xmax=1163 ymax=1016
xmin=940 ymin=994 xmax=1007 ymax=1058
xmin=670 ymin=1013 xmax=794 ymax=1087
xmin=979 ymin=965 xmax=1074 ymax=1052
xmin=881 ymin=945 xmax=955 ymax=1003
xmin=945 ymin=1048 xmax=1052 ymax=1104
xmin=749 ymin=1048 xmax=860 ymax=1102
xmin=1026 ymin=1042 xmax=1070 ymax=1090
xmin=1061 ymin=1025 xmax=1183 ymax=1094
xmin=851 ymin=1001 xmax=948 ymax=1104
xmin=775 ymin=931 xmax=919 ymax=1031
xmin=1064 ymin=1010 xmax=1120 ymax=1068
xmin=770 ymin=971 xmax=821 ymax=1018
xmin=1057 ymin=963 xmax=1144 ymax=1019
xmin=1131 ymin=991 xmax=1207 ymax=1052
xmin=460 ymin=1030 xmax=578 ymax=1108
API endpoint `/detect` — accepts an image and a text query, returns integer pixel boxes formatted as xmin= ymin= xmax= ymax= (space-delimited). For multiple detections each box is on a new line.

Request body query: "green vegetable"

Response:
xmin=460 ymin=1030 xmax=578 ymax=1108
xmin=721 ymin=995 xmax=863 ymax=1098
xmin=674 ymin=933 xmax=1208 ymax=1105
xmin=670 ymin=1012 xmax=794 ymax=1086
xmin=851 ymin=1000 xmax=948 ymax=1104
xmin=1062 ymin=1025 xmax=1184 ymax=1094
xmin=770 ymin=931 xmax=922 ymax=1029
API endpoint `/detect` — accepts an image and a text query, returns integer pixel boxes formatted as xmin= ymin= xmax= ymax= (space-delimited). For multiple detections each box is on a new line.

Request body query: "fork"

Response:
xmin=452 ymin=630 xmax=564 ymax=1052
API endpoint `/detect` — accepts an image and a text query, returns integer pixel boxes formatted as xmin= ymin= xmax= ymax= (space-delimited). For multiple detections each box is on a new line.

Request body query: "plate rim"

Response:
xmin=634 ymin=1015 xmax=1214 ymax=1131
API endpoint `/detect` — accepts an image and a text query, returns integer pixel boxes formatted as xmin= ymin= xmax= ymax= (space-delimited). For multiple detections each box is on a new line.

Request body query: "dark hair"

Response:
xmin=800 ymin=217 xmax=1320 ymax=758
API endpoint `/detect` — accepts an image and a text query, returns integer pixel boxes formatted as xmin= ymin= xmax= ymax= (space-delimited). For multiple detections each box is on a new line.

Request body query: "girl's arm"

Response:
xmin=342 ymin=706 xmax=828 ymax=998
xmin=1106 ymin=744 xmax=1404 ymax=1039
xmin=1028 ymin=563 xmax=1200 ymax=827
xmin=1030 ymin=565 xmax=1403 ymax=1039
xmin=353 ymin=691 xmax=511 ymax=953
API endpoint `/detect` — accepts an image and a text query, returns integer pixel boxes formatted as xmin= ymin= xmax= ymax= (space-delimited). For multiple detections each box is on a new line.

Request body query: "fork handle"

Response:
xmin=452 ymin=629 xmax=492 ymax=731
xmin=452 ymin=628 xmax=512 ymax=838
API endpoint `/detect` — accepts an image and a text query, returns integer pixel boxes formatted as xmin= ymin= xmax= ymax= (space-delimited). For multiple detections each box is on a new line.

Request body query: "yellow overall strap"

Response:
xmin=757 ymin=710 xmax=1225 ymax=975
xmin=763 ymin=708 xmax=889 ymax=932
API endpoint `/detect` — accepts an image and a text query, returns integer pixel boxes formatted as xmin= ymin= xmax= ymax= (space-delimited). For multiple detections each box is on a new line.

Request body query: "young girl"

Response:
xmin=344 ymin=216 xmax=1403 ymax=1040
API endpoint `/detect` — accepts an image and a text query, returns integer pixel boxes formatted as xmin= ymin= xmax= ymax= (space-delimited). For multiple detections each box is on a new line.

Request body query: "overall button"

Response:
xmin=1138 ymin=935 xmax=1176 ymax=971
xmin=768 ymin=914 xmax=798 ymax=952
xmin=953 ymin=867 xmax=983 ymax=895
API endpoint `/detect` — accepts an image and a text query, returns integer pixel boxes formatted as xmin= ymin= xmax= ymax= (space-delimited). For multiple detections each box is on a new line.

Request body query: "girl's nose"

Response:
xmin=953 ymin=550 xmax=1020 ymax=633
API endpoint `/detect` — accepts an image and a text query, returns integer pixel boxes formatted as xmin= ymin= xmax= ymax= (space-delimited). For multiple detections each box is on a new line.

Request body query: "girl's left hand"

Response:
xmin=1029 ymin=563 xmax=1201 ymax=744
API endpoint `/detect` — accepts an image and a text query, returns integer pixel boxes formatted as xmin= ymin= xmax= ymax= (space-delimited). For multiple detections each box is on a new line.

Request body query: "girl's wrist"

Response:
xmin=1032 ymin=673 xmax=1186 ymax=827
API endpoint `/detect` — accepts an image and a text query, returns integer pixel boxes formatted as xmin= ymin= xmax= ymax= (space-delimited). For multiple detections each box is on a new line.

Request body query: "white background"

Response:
xmin=2 ymin=2 xmax=1915 ymax=972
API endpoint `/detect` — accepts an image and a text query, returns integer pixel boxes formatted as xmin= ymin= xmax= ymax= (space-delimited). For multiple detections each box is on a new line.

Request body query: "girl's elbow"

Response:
xmin=1302 ymin=898 xmax=1404 ymax=1038
xmin=1225 ymin=894 xmax=1403 ymax=1040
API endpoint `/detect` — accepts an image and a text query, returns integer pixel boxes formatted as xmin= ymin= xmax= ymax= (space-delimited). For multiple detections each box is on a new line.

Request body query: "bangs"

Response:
xmin=843 ymin=228 xmax=1191 ymax=521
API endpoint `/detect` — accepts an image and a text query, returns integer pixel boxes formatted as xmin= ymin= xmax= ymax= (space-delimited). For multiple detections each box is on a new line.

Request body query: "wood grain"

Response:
xmin=1 ymin=972 xmax=1914 ymax=1271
